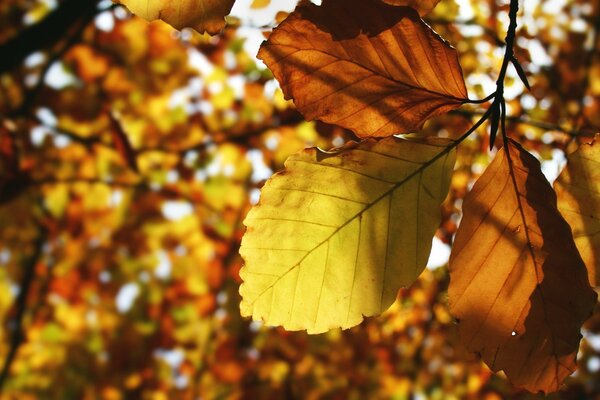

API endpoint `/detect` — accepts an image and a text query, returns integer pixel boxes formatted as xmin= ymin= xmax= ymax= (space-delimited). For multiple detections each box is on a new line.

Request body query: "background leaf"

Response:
xmin=240 ymin=136 xmax=456 ymax=333
xmin=114 ymin=0 xmax=236 ymax=34
xmin=555 ymin=135 xmax=600 ymax=287
xmin=257 ymin=0 xmax=468 ymax=138
xmin=448 ymin=140 xmax=596 ymax=393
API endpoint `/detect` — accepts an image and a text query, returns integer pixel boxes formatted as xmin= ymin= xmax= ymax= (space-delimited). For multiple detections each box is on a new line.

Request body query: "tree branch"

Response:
xmin=0 ymin=0 xmax=99 ymax=75
xmin=0 ymin=224 xmax=47 ymax=391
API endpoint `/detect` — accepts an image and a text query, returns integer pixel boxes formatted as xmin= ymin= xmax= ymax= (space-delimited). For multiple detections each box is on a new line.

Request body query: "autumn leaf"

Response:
xmin=114 ymin=0 xmax=236 ymax=35
xmin=109 ymin=112 xmax=139 ymax=173
xmin=257 ymin=0 xmax=468 ymax=138
xmin=448 ymin=140 xmax=596 ymax=393
xmin=239 ymin=137 xmax=456 ymax=333
xmin=554 ymin=135 xmax=600 ymax=287
xmin=382 ymin=0 xmax=441 ymax=16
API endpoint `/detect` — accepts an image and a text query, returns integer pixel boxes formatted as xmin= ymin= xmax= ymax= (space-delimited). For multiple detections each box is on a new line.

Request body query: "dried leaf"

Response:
xmin=258 ymin=0 xmax=468 ymax=138
xmin=555 ymin=135 xmax=600 ymax=287
xmin=240 ymin=137 xmax=456 ymax=333
xmin=448 ymin=140 xmax=596 ymax=393
xmin=382 ymin=0 xmax=441 ymax=16
xmin=115 ymin=0 xmax=236 ymax=35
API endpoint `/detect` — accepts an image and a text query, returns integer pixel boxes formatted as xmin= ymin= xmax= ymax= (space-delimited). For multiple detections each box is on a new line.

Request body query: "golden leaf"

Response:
xmin=240 ymin=136 xmax=455 ymax=333
xmin=114 ymin=0 xmax=235 ymax=35
xmin=555 ymin=135 xmax=600 ymax=287
xmin=257 ymin=0 xmax=468 ymax=138
xmin=448 ymin=141 xmax=596 ymax=393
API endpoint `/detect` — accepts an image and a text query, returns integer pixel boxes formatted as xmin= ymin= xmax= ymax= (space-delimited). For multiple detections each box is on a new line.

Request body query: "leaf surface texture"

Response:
xmin=257 ymin=0 xmax=468 ymax=138
xmin=448 ymin=141 xmax=596 ymax=393
xmin=240 ymin=137 xmax=455 ymax=333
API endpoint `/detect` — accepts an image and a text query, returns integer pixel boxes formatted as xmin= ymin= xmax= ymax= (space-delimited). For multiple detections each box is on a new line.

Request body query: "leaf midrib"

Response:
xmin=248 ymin=143 xmax=452 ymax=306
xmin=269 ymin=44 xmax=468 ymax=104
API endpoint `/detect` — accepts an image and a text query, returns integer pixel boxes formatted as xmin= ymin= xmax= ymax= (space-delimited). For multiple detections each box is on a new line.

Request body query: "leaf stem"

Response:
xmin=497 ymin=0 xmax=519 ymax=147
xmin=0 ymin=224 xmax=47 ymax=391
xmin=466 ymin=91 xmax=497 ymax=104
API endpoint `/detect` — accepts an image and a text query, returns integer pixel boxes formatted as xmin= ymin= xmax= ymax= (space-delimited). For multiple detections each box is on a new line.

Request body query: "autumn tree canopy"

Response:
xmin=0 ymin=0 xmax=599 ymax=398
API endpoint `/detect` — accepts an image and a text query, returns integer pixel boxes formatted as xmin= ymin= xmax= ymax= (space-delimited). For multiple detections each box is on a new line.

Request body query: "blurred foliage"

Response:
xmin=0 ymin=0 xmax=599 ymax=398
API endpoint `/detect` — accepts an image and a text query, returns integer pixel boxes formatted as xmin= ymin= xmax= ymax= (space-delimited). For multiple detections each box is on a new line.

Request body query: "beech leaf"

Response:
xmin=382 ymin=0 xmax=441 ymax=16
xmin=114 ymin=0 xmax=236 ymax=34
xmin=448 ymin=141 xmax=596 ymax=393
xmin=257 ymin=0 xmax=468 ymax=138
xmin=239 ymin=137 xmax=456 ymax=333
xmin=554 ymin=135 xmax=600 ymax=287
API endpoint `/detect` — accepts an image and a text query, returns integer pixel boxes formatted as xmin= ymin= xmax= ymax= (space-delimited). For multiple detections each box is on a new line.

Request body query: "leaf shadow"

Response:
xmin=452 ymin=145 xmax=596 ymax=391
xmin=296 ymin=0 xmax=419 ymax=41
xmin=499 ymin=147 xmax=596 ymax=390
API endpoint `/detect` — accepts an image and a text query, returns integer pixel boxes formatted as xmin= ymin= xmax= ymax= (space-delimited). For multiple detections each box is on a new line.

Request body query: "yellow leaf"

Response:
xmin=448 ymin=140 xmax=596 ymax=393
xmin=240 ymin=136 xmax=456 ymax=333
xmin=258 ymin=0 xmax=468 ymax=138
xmin=115 ymin=0 xmax=236 ymax=34
xmin=555 ymin=135 xmax=600 ymax=287
xmin=250 ymin=0 xmax=270 ymax=9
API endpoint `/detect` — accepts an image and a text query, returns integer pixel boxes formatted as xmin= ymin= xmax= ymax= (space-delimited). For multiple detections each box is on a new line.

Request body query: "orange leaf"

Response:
xmin=448 ymin=141 xmax=596 ymax=393
xmin=382 ymin=0 xmax=441 ymax=16
xmin=258 ymin=0 xmax=468 ymax=138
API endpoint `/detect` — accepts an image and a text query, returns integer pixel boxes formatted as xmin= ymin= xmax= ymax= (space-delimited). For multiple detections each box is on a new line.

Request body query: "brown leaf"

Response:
xmin=448 ymin=140 xmax=596 ymax=393
xmin=258 ymin=0 xmax=468 ymax=138
xmin=382 ymin=0 xmax=441 ymax=16
xmin=554 ymin=135 xmax=600 ymax=287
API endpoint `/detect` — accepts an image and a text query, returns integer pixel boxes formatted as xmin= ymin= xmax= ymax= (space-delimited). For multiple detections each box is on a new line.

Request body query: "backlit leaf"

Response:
xmin=382 ymin=0 xmax=441 ymax=16
xmin=554 ymin=135 xmax=600 ymax=287
xmin=239 ymin=136 xmax=456 ymax=333
xmin=257 ymin=0 xmax=468 ymax=138
xmin=114 ymin=0 xmax=236 ymax=35
xmin=448 ymin=141 xmax=596 ymax=393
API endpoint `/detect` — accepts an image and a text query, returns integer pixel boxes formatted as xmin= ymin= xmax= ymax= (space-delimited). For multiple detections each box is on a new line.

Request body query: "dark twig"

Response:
xmin=10 ymin=3 xmax=100 ymax=117
xmin=496 ymin=0 xmax=519 ymax=148
xmin=0 ymin=224 xmax=47 ymax=390
xmin=450 ymin=109 xmax=591 ymax=138
xmin=0 ymin=0 xmax=99 ymax=75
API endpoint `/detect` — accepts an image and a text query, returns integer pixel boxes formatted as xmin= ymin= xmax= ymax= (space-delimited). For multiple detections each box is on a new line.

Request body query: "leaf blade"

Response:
xmin=555 ymin=135 xmax=600 ymax=287
xmin=258 ymin=0 xmax=468 ymax=138
xmin=448 ymin=141 xmax=596 ymax=393
xmin=240 ymin=137 xmax=456 ymax=333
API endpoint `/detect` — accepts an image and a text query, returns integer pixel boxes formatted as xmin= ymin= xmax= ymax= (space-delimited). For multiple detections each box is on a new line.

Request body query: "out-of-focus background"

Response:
xmin=0 ymin=0 xmax=599 ymax=398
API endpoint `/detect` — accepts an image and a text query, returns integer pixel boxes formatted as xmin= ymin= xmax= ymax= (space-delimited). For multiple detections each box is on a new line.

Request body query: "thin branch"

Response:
xmin=10 ymin=5 xmax=100 ymax=117
xmin=497 ymin=0 xmax=519 ymax=147
xmin=0 ymin=224 xmax=47 ymax=390
xmin=450 ymin=109 xmax=591 ymax=138
xmin=0 ymin=0 xmax=99 ymax=75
